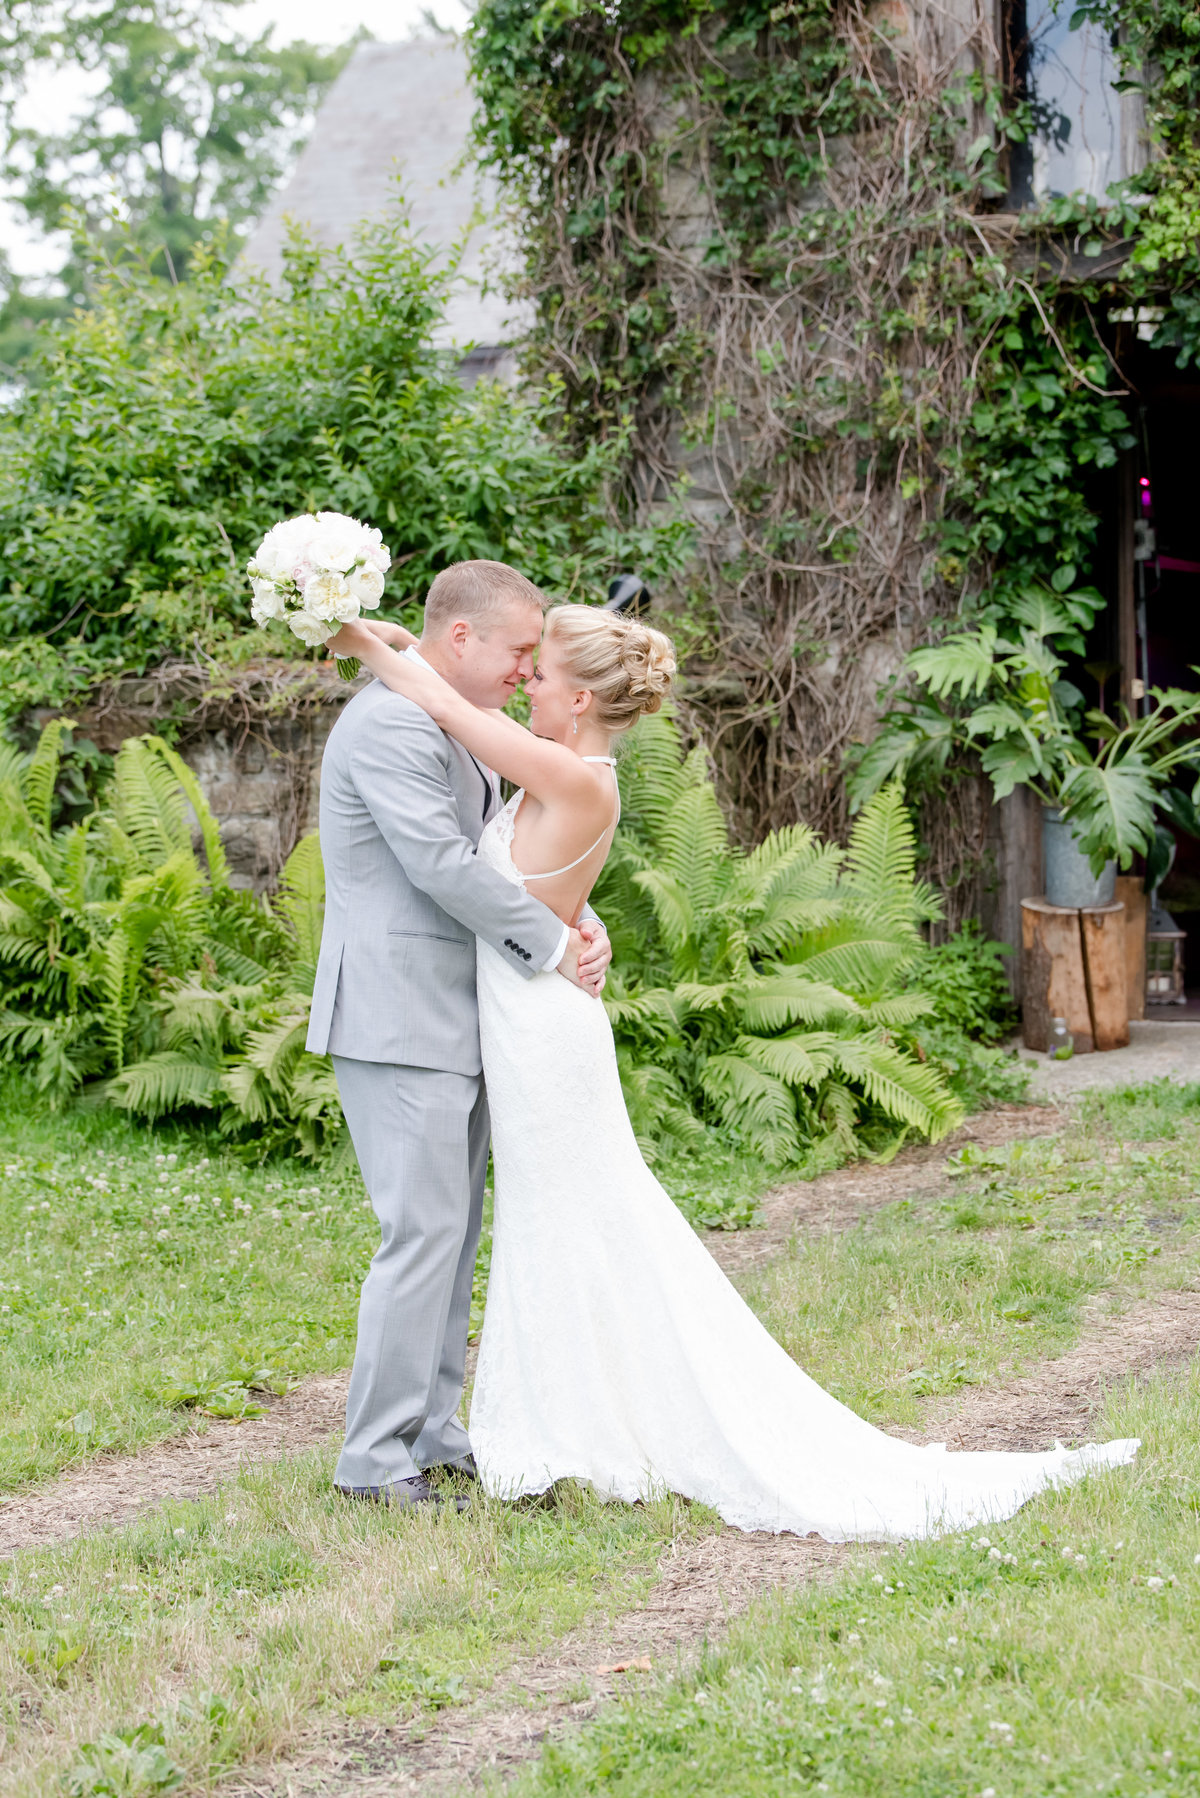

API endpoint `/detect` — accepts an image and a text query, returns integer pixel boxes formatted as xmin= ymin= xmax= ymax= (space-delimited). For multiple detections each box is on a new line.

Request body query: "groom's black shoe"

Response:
xmin=438 ymin=1454 xmax=478 ymax=1483
xmin=334 ymin=1474 xmax=469 ymax=1512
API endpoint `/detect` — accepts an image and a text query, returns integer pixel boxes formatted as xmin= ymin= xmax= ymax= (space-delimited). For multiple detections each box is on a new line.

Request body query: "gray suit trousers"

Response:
xmin=332 ymin=1056 xmax=489 ymax=1487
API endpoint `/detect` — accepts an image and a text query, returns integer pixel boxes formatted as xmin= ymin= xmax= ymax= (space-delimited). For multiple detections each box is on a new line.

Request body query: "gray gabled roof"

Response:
xmin=240 ymin=36 xmax=527 ymax=350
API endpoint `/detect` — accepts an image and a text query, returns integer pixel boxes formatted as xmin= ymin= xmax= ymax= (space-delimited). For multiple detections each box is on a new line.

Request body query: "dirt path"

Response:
xmin=709 ymin=1102 xmax=1060 ymax=1276
xmin=0 ymin=1375 xmax=351 ymax=1560
xmin=237 ymin=1531 xmax=848 ymax=1798
xmin=0 ymin=1104 xmax=1057 ymax=1562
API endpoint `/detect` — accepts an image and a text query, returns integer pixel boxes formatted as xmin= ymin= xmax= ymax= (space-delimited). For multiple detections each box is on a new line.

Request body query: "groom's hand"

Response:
xmin=557 ymin=922 xmax=611 ymax=997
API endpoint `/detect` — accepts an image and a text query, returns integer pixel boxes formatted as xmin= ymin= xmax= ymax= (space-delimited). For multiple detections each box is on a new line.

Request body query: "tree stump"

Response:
xmin=1114 ymin=874 xmax=1147 ymax=1022
xmin=1021 ymin=898 xmax=1129 ymax=1054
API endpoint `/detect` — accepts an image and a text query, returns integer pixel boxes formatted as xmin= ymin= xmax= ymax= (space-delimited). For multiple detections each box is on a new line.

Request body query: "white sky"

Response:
xmin=1 ymin=0 xmax=472 ymax=282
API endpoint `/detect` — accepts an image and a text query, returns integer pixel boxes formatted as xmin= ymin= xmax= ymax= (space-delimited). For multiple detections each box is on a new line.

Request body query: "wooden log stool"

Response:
xmin=1021 ymin=897 xmax=1130 ymax=1054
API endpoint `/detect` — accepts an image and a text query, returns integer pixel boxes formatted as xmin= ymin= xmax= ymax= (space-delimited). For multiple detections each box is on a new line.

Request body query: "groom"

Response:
xmin=307 ymin=559 xmax=612 ymax=1509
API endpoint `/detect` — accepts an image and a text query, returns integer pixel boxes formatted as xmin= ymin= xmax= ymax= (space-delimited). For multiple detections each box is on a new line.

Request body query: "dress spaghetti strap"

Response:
xmin=523 ymin=757 xmax=620 ymax=882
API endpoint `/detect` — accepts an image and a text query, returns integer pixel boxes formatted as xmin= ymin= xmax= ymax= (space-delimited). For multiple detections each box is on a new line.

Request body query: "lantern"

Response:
xmin=1146 ymin=903 xmax=1186 ymax=1005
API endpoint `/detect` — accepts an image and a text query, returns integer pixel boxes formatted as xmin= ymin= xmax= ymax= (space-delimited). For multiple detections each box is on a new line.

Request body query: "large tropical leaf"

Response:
xmin=1059 ymin=755 xmax=1157 ymax=872
xmin=907 ymin=626 xmax=998 ymax=700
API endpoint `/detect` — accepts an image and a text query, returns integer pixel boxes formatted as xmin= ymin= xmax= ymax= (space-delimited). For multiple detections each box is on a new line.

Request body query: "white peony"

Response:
xmin=305 ymin=570 xmax=359 ymax=624
xmin=287 ymin=609 xmax=334 ymax=647
xmin=310 ymin=527 xmax=361 ymax=576
xmin=347 ymin=562 xmax=385 ymax=607
xmin=249 ymin=578 xmax=288 ymax=625
xmin=248 ymin=511 xmax=391 ymax=649
xmin=255 ymin=515 xmax=317 ymax=581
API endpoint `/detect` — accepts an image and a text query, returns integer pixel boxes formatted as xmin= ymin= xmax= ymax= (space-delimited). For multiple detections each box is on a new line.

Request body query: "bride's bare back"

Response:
xmin=510 ymin=758 xmax=620 ymax=926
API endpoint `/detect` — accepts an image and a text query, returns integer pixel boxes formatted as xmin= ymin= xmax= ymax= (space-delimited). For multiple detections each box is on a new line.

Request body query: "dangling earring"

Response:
xmin=572 ymin=714 xmax=578 ymax=737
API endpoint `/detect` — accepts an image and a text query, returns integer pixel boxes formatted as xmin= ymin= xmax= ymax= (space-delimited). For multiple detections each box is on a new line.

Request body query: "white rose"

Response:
xmin=304 ymin=570 xmax=359 ymax=623
xmin=347 ymin=563 xmax=385 ymax=608
xmin=287 ymin=609 xmax=334 ymax=648
xmin=249 ymin=578 xmax=287 ymax=625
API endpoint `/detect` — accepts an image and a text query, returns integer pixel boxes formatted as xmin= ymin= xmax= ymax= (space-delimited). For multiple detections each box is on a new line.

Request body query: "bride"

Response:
xmin=324 ymin=604 xmax=1137 ymax=1540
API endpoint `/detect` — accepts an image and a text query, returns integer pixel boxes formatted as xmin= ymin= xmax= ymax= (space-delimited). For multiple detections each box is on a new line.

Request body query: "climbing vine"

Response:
xmin=468 ymin=0 xmax=1200 ymax=907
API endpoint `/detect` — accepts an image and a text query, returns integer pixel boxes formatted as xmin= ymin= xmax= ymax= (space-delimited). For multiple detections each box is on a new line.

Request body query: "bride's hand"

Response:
xmin=558 ymin=921 xmax=611 ymax=997
xmin=577 ymin=919 xmax=612 ymax=994
xmin=324 ymin=620 xmax=374 ymax=660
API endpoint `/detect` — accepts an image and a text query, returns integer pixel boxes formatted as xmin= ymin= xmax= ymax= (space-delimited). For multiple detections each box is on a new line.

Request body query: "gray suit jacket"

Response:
xmin=307 ymin=678 xmax=574 ymax=1074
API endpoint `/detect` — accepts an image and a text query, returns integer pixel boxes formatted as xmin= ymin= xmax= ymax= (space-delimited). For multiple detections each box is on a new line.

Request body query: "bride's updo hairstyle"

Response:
xmin=544 ymin=604 xmax=676 ymax=735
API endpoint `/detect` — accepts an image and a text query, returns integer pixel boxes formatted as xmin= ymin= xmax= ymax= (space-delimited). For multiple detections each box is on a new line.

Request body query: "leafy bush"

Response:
xmin=0 ymin=212 xmax=689 ymax=721
xmin=913 ymin=922 xmax=1016 ymax=1046
xmin=595 ymin=714 xmax=964 ymax=1166
xmin=0 ymin=724 xmax=340 ymax=1156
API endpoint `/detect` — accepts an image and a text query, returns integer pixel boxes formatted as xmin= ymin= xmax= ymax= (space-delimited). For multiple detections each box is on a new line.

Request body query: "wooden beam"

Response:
xmin=1117 ymin=448 xmax=1137 ymax=711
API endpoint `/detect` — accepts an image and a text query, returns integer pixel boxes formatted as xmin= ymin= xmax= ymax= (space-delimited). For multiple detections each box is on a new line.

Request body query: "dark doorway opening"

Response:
xmin=1085 ymin=338 xmax=1200 ymax=1005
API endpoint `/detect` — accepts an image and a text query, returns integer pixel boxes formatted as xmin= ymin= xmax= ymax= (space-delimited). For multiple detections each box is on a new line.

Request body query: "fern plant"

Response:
xmin=595 ymin=714 xmax=963 ymax=1165
xmin=0 ymin=725 xmax=342 ymax=1156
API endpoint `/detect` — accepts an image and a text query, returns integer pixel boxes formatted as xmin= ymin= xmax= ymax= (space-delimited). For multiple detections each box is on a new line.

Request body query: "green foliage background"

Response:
xmin=0 ymin=211 xmax=690 ymax=725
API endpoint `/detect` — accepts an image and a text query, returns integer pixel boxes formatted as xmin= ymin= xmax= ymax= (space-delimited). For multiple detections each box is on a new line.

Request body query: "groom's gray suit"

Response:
xmin=307 ymin=676 xmax=583 ymax=1488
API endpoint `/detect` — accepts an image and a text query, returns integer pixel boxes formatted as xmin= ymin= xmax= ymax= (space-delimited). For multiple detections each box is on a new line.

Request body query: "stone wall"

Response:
xmin=46 ymin=660 xmax=360 ymax=891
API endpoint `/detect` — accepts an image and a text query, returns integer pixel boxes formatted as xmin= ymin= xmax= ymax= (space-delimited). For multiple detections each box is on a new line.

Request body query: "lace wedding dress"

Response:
xmin=469 ymin=786 xmax=1138 ymax=1540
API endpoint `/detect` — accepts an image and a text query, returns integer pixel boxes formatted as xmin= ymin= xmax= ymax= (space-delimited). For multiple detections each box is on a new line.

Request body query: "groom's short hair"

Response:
xmin=423 ymin=560 xmax=548 ymax=637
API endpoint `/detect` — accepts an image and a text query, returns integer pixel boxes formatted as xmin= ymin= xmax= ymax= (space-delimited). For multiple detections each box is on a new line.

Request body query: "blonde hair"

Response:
xmin=423 ymin=560 xmax=548 ymax=637
xmin=544 ymin=604 xmax=676 ymax=734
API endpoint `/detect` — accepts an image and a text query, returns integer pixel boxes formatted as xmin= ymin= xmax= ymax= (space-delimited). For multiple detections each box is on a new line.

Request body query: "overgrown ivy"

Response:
xmin=468 ymin=0 xmax=1200 ymax=903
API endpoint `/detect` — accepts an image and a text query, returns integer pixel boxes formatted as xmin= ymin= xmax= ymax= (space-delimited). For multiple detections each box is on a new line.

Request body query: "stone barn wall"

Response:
xmin=40 ymin=661 xmax=359 ymax=891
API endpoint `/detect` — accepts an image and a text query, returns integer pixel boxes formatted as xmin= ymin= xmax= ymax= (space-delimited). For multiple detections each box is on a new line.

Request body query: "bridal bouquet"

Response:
xmin=246 ymin=511 xmax=391 ymax=678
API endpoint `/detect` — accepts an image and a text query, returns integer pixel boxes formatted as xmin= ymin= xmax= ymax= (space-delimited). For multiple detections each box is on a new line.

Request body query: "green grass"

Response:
xmin=743 ymin=1077 xmax=1200 ymax=1425
xmin=0 ymin=1088 xmax=378 ymax=1490
xmin=0 ymin=1453 xmax=712 ymax=1796
xmin=0 ymin=1078 xmax=788 ymax=1494
xmin=5 ymin=1075 xmax=1200 ymax=1794
xmin=510 ymin=1364 xmax=1199 ymax=1797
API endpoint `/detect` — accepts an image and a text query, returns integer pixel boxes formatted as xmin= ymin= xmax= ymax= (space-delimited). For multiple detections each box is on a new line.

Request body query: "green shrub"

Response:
xmin=596 ymin=714 xmax=964 ymax=1166
xmin=0 ymin=212 xmax=690 ymax=720
xmin=913 ymin=921 xmax=1017 ymax=1045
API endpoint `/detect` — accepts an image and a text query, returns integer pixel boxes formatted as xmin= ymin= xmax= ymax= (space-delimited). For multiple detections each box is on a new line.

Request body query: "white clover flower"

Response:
xmin=288 ymin=610 xmax=334 ymax=648
xmin=988 ymin=1547 xmax=1002 ymax=1561
xmin=1147 ymin=1576 xmax=1164 ymax=1590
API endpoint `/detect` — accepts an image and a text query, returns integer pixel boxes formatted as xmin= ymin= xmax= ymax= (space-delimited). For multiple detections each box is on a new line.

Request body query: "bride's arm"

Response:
xmin=325 ymin=619 xmax=596 ymax=804
xmin=358 ymin=618 xmax=417 ymax=650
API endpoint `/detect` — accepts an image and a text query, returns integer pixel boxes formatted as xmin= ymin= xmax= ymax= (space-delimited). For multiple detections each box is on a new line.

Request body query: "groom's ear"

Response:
xmin=446 ymin=619 xmax=472 ymax=657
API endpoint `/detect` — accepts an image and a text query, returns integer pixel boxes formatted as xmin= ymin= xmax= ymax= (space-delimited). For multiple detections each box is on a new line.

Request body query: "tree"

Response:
xmin=0 ymin=1 xmax=356 ymax=363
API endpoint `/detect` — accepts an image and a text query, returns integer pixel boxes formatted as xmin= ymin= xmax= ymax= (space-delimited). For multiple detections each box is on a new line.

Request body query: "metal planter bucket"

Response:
xmin=1042 ymin=807 xmax=1115 ymax=908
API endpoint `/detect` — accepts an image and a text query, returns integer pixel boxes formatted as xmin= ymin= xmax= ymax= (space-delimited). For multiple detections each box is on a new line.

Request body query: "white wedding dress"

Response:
xmin=469 ymin=786 xmax=1138 ymax=1540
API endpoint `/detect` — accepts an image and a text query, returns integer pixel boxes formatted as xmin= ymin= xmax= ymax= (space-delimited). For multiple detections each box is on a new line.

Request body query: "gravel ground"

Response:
xmin=1017 ymin=1018 xmax=1200 ymax=1099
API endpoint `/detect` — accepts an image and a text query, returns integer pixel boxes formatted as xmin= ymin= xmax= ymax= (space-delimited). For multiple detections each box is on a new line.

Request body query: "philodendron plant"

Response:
xmin=850 ymin=588 xmax=1200 ymax=875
